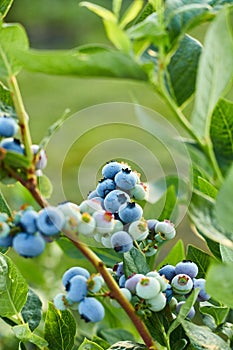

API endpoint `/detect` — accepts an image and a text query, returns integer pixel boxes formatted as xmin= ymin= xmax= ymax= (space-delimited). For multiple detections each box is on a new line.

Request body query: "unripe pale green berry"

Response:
xmin=136 ymin=277 xmax=161 ymax=299
xmin=147 ymin=292 xmax=167 ymax=312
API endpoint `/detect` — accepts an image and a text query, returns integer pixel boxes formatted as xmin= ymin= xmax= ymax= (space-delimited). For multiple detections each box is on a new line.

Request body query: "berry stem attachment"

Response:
xmin=64 ymin=230 xmax=158 ymax=350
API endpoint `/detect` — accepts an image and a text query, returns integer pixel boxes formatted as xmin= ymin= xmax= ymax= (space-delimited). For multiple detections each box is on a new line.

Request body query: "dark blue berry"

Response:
xmin=118 ymin=202 xmax=143 ymax=224
xmin=104 ymin=189 xmax=130 ymax=213
xmin=158 ymin=264 xmax=176 ymax=281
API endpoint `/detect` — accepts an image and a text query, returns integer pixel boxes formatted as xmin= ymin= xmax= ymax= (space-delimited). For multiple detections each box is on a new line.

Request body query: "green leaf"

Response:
xmin=200 ymin=304 xmax=229 ymax=326
xmin=0 ymin=0 xmax=14 ymax=19
xmin=37 ymin=174 xmax=53 ymax=199
xmin=78 ymin=338 xmax=104 ymax=350
xmin=107 ymin=341 xmax=147 ymax=349
xmin=205 ymin=236 xmax=221 ymax=261
xmin=216 ymin=163 xmax=233 ymax=233
xmin=158 ymin=185 xmax=177 ymax=222
xmin=0 ymin=23 xmax=29 ymax=79
xmin=103 ymin=20 xmax=131 ymax=54
xmin=206 ymin=262 xmax=233 ymax=309
xmin=191 ymin=7 xmax=233 ymax=139
xmin=156 ymin=240 xmax=185 ymax=269
xmin=112 ymin=0 xmax=122 ymax=18
xmin=98 ymin=329 xmax=134 ymax=345
xmin=0 ymin=81 xmax=13 ymax=106
xmin=92 ymin=336 xmax=110 ymax=350
xmin=197 ymin=176 xmax=218 ymax=199
xmin=17 ymin=46 xmax=147 ymax=81
xmin=188 ymin=193 xmax=233 ymax=248
xmin=2 ymin=149 xmax=30 ymax=168
xmin=149 ymin=175 xmax=189 ymax=203
xmin=186 ymin=244 xmax=213 ymax=278
xmin=44 ymin=302 xmax=76 ymax=350
xmin=172 ymin=339 xmax=188 ymax=350
xmin=127 ymin=13 xmax=167 ymax=44
xmin=119 ymin=0 xmax=144 ymax=28
xmin=167 ymin=34 xmax=202 ymax=106
xmin=123 ymin=246 xmax=150 ymax=278
xmin=145 ymin=312 xmax=168 ymax=346
xmin=21 ymin=289 xmax=42 ymax=331
xmin=0 ymin=253 xmax=28 ymax=317
xmin=168 ymin=288 xmax=200 ymax=336
xmin=80 ymin=2 xmax=116 ymax=22
xmin=182 ymin=320 xmax=231 ymax=350
xmin=220 ymin=244 xmax=233 ymax=263
xmin=165 ymin=0 xmax=213 ymax=43
xmin=13 ymin=324 xmax=48 ymax=349
xmin=0 ymin=189 xmax=11 ymax=216
xmin=210 ymin=99 xmax=233 ymax=166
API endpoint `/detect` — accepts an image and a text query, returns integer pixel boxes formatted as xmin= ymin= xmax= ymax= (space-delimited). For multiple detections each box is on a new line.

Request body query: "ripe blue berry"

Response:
xmin=0 ymin=234 xmax=13 ymax=247
xmin=31 ymin=144 xmax=47 ymax=170
xmin=155 ymin=221 xmax=176 ymax=240
xmin=20 ymin=209 xmax=38 ymax=234
xmin=0 ymin=117 xmax=19 ymax=137
xmin=67 ymin=275 xmax=88 ymax=302
xmin=37 ymin=206 xmax=65 ymax=236
xmin=136 ymin=277 xmax=161 ymax=299
xmin=175 ymin=260 xmax=198 ymax=279
xmin=104 ymin=190 xmax=130 ymax=213
xmin=111 ymin=231 xmax=133 ymax=253
xmin=176 ymin=301 xmax=195 ymax=319
xmin=87 ymin=189 xmax=98 ymax=199
xmin=118 ymin=202 xmax=143 ymax=224
xmin=193 ymin=278 xmax=210 ymax=301
xmin=114 ymin=261 xmax=124 ymax=278
xmin=102 ymin=161 xmax=122 ymax=179
xmin=158 ymin=264 xmax=176 ymax=281
xmin=114 ymin=168 xmax=137 ymax=191
xmin=13 ymin=232 xmax=46 ymax=257
xmin=147 ymin=292 xmax=167 ymax=312
xmin=0 ymin=138 xmax=24 ymax=154
xmin=62 ymin=266 xmax=90 ymax=290
xmin=96 ymin=178 xmax=116 ymax=198
xmin=78 ymin=297 xmax=105 ymax=322
xmin=119 ymin=274 xmax=126 ymax=288
xmin=171 ymin=274 xmax=193 ymax=295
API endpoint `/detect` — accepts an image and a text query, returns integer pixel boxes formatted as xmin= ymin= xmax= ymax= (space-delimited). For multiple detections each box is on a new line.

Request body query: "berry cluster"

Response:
xmin=0 ymin=160 xmax=176 ymax=258
xmin=53 ymin=266 xmax=105 ymax=322
xmin=53 ymin=259 xmax=210 ymax=324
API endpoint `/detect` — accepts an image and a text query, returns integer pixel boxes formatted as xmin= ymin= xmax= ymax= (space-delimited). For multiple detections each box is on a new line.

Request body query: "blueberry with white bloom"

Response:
xmin=62 ymin=266 xmax=90 ymax=290
xmin=37 ymin=206 xmax=65 ymax=236
xmin=114 ymin=168 xmax=137 ymax=191
xmin=67 ymin=275 xmax=88 ymax=302
xmin=104 ymin=190 xmax=130 ymax=213
xmin=102 ymin=160 xmax=122 ymax=179
xmin=111 ymin=231 xmax=133 ymax=253
xmin=78 ymin=297 xmax=105 ymax=322
xmin=13 ymin=232 xmax=46 ymax=257
xmin=118 ymin=202 xmax=143 ymax=224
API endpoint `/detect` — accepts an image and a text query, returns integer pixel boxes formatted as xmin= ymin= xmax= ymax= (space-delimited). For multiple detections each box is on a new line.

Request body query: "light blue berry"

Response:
xmin=13 ymin=232 xmax=46 ymax=257
xmin=118 ymin=202 xmax=143 ymax=224
xmin=0 ymin=117 xmax=19 ymax=137
xmin=0 ymin=138 xmax=24 ymax=154
xmin=62 ymin=266 xmax=90 ymax=290
xmin=53 ymin=293 xmax=69 ymax=311
xmin=125 ymin=273 xmax=145 ymax=293
xmin=136 ymin=276 xmax=161 ymax=299
xmin=193 ymin=278 xmax=210 ymax=301
xmin=111 ymin=231 xmax=133 ymax=253
xmin=31 ymin=144 xmax=47 ymax=170
xmin=147 ymin=292 xmax=166 ymax=312
xmin=175 ymin=260 xmax=198 ymax=279
xmin=67 ymin=275 xmax=88 ymax=302
xmin=114 ymin=168 xmax=137 ymax=191
xmin=78 ymin=297 xmax=105 ymax=322
xmin=104 ymin=190 xmax=130 ymax=213
xmin=20 ymin=209 xmax=38 ymax=234
xmin=96 ymin=178 xmax=116 ymax=198
xmin=102 ymin=161 xmax=122 ymax=179
xmin=155 ymin=221 xmax=176 ymax=240
xmin=37 ymin=206 xmax=65 ymax=236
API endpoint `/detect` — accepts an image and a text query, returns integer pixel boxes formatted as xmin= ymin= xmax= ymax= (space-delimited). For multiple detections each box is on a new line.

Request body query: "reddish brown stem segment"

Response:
xmin=64 ymin=231 xmax=158 ymax=350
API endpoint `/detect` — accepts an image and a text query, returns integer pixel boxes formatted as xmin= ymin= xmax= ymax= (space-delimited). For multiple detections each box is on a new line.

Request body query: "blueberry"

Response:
xmin=96 ymin=178 xmax=116 ymax=198
xmin=193 ymin=278 xmax=210 ymax=301
xmin=79 ymin=199 xmax=103 ymax=215
xmin=87 ymin=189 xmax=99 ymax=199
xmin=58 ymin=202 xmax=81 ymax=234
xmin=171 ymin=274 xmax=193 ymax=295
xmin=147 ymin=292 xmax=167 ymax=312
xmin=31 ymin=144 xmax=47 ymax=170
xmin=147 ymin=219 xmax=159 ymax=234
xmin=0 ymin=234 xmax=13 ymax=247
xmin=92 ymin=210 xmax=114 ymax=234
xmin=165 ymin=285 xmax=173 ymax=302
xmin=102 ymin=161 xmax=122 ymax=179
xmin=13 ymin=232 xmax=46 ymax=257
xmin=119 ymin=274 xmax=126 ymax=288
xmin=176 ymin=301 xmax=195 ymax=319
xmin=104 ymin=190 xmax=130 ymax=213
xmin=111 ymin=231 xmax=133 ymax=253
xmin=20 ymin=209 xmax=38 ymax=234
xmin=53 ymin=293 xmax=69 ymax=311
xmin=125 ymin=273 xmax=145 ymax=293
xmin=114 ymin=168 xmax=137 ymax=191
xmin=78 ymin=297 xmax=105 ymax=322
xmin=118 ymin=202 xmax=143 ymax=224
xmin=175 ymin=260 xmax=198 ymax=279
xmin=0 ymin=138 xmax=24 ymax=154
xmin=37 ymin=206 xmax=65 ymax=236
xmin=0 ymin=117 xmax=19 ymax=137
xmin=67 ymin=275 xmax=88 ymax=302
xmin=0 ymin=222 xmax=10 ymax=238
xmin=155 ymin=221 xmax=176 ymax=240
xmin=158 ymin=264 xmax=176 ymax=281
xmin=77 ymin=213 xmax=96 ymax=235
xmin=136 ymin=276 xmax=161 ymax=299
xmin=114 ymin=261 xmax=124 ymax=277
xmin=88 ymin=274 xmax=104 ymax=293
xmin=147 ymin=272 xmax=168 ymax=292
xmin=62 ymin=266 xmax=90 ymax=290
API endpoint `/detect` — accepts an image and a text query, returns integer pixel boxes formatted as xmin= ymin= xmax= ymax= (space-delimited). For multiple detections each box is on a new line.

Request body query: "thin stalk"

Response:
xmin=9 ymin=76 xmax=33 ymax=162
xmin=64 ymin=230 xmax=158 ymax=350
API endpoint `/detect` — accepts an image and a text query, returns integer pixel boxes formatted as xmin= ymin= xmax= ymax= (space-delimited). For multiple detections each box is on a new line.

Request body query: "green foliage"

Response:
xmin=186 ymin=244 xmax=213 ymax=278
xmin=13 ymin=323 xmax=48 ymax=349
xmin=21 ymin=289 xmax=42 ymax=331
xmin=0 ymin=0 xmax=14 ymax=19
xmin=44 ymin=302 xmax=76 ymax=350
xmin=78 ymin=338 xmax=104 ymax=350
xmin=200 ymin=304 xmax=229 ymax=326
xmin=156 ymin=239 xmax=185 ymax=268
xmin=123 ymin=246 xmax=150 ymax=278
xmin=107 ymin=341 xmax=147 ymax=349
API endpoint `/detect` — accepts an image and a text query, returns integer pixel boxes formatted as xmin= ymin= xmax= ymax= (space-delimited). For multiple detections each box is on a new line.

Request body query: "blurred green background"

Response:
xmin=0 ymin=1 xmax=210 ymax=348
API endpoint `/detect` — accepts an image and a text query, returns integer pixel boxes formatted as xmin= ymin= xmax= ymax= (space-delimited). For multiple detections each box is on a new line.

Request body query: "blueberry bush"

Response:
xmin=0 ymin=0 xmax=233 ymax=349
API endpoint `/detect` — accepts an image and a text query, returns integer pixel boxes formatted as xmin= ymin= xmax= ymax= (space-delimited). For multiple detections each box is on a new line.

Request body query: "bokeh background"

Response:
xmin=0 ymin=1 xmax=211 ymax=348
